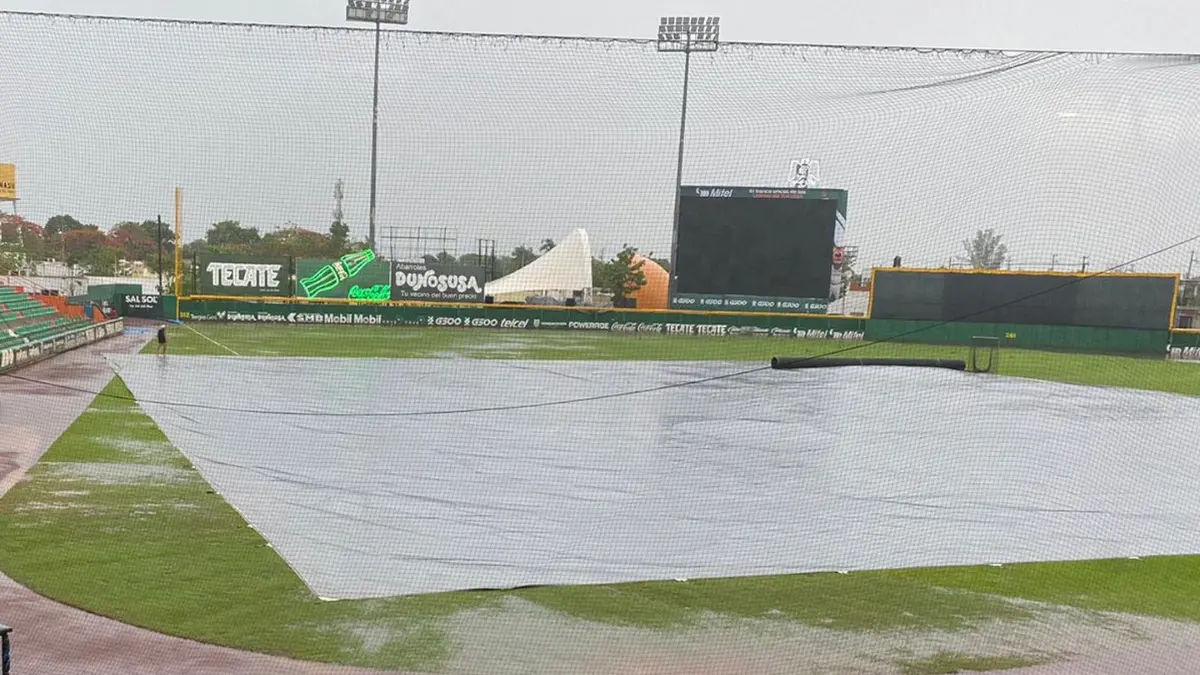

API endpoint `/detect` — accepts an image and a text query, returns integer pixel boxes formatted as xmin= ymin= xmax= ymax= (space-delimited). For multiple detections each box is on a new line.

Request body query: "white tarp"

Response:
xmin=485 ymin=229 xmax=592 ymax=299
xmin=116 ymin=355 xmax=1200 ymax=600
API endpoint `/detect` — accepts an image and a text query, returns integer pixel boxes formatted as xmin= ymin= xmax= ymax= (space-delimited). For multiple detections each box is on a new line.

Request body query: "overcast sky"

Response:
xmin=2 ymin=1 xmax=1200 ymax=273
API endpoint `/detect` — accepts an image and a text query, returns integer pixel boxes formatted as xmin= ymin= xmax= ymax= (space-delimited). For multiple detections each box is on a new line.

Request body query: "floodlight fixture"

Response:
xmin=347 ymin=0 xmax=410 ymax=25
xmin=657 ymin=16 xmax=720 ymax=52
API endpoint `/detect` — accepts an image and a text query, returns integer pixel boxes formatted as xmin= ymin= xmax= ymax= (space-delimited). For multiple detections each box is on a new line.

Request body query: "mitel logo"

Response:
xmin=695 ymin=187 xmax=734 ymax=198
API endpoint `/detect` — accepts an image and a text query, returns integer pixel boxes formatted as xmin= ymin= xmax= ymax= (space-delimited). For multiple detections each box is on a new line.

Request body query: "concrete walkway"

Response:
xmin=0 ymin=330 xmax=412 ymax=675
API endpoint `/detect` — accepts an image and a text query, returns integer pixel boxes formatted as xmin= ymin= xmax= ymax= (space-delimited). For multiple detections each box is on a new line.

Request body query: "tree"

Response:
xmin=499 ymin=245 xmax=538 ymax=277
xmin=85 ymin=246 xmax=121 ymax=275
xmin=109 ymin=221 xmax=157 ymax=263
xmin=0 ymin=251 xmax=23 ymax=274
xmin=329 ymin=220 xmax=350 ymax=255
xmin=595 ymin=244 xmax=647 ymax=302
xmin=539 ymin=238 xmax=556 ymax=254
xmin=963 ymin=229 xmax=1008 ymax=269
xmin=457 ymin=253 xmax=486 ymax=268
xmin=205 ymin=220 xmax=261 ymax=254
xmin=44 ymin=214 xmax=86 ymax=238
xmin=0 ymin=214 xmax=47 ymax=262
xmin=839 ymin=247 xmax=860 ymax=294
xmin=259 ymin=226 xmax=334 ymax=258
xmin=62 ymin=227 xmax=109 ymax=266
xmin=423 ymin=251 xmax=457 ymax=266
xmin=137 ymin=219 xmax=176 ymax=270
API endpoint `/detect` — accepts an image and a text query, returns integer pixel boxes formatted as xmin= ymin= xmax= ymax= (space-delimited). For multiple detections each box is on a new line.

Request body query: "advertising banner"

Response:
xmin=296 ymin=250 xmax=391 ymax=301
xmin=1168 ymin=331 xmax=1200 ymax=361
xmin=198 ymin=255 xmax=290 ymax=296
xmin=179 ymin=300 xmax=866 ymax=340
xmin=671 ymin=293 xmax=829 ymax=314
xmin=0 ymin=163 xmax=15 ymax=201
xmin=121 ymin=293 xmax=163 ymax=319
xmin=392 ymin=261 xmax=486 ymax=303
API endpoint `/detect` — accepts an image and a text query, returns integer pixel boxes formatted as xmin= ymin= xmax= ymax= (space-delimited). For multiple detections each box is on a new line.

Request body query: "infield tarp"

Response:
xmin=114 ymin=356 xmax=1200 ymax=600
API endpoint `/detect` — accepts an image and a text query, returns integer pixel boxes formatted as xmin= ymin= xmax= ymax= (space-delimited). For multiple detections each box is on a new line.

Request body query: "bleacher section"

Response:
xmin=0 ymin=286 xmax=93 ymax=352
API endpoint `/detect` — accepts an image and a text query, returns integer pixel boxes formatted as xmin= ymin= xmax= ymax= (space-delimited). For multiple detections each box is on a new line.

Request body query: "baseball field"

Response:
xmin=1 ymin=323 xmax=1198 ymax=674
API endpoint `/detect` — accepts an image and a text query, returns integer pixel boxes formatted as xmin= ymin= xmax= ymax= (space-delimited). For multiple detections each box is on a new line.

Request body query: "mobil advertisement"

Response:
xmin=392 ymin=261 xmax=486 ymax=303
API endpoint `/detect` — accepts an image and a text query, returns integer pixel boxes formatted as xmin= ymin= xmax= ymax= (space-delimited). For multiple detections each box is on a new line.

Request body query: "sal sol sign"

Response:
xmin=392 ymin=261 xmax=486 ymax=303
xmin=121 ymin=294 xmax=163 ymax=319
xmin=197 ymin=255 xmax=290 ymax=296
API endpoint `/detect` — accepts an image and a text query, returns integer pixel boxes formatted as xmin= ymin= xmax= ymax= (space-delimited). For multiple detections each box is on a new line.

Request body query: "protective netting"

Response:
xmin=2 ymin=12 xmax=1199 ymax=272
xmin=4 ymin=12 xmax=1200 ymax=675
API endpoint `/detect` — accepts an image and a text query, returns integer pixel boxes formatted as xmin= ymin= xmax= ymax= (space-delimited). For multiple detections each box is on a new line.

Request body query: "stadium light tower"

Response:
xmin=657 ymin=16 xmax=720 ymax=303
xmin=346 ymin=0 xmax=410 ymax=251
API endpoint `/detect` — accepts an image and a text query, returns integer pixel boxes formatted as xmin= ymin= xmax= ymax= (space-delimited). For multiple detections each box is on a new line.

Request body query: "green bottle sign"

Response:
xmin=299 ymin=250 xmax=383 ymax=299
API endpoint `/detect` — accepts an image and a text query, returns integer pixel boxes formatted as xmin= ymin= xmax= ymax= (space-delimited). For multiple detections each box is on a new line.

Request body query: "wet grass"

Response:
xmin=894 ymin=556 xmax=1200 ymax=623
xmin=2 ymin=325 xmax=1195 ymax=671
xmin=0 ymin=378 xmax=497 ymax=672
xmin=151 ymin=323 xmax=1200 ymax=397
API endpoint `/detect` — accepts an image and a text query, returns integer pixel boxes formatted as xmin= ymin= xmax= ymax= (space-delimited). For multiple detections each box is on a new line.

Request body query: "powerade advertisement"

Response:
xmin=392 ymin=261 xmax=486 ymax=303
xmin=295 ymin=251 xmax=392 ymax=301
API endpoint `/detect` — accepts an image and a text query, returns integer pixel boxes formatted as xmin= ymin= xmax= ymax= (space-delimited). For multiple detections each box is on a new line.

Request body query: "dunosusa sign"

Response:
xmin=392 ymin=261 xmax=486 ymax=303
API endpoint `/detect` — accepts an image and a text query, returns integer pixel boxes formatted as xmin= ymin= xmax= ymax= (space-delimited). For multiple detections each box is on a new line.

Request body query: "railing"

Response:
xmin=0 ymin=318 xmax=124 ymax=373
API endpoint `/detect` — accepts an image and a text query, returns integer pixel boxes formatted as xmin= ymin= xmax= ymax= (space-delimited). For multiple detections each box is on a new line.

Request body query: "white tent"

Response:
xmin=485 ymin=229 xmax=593 ymax=301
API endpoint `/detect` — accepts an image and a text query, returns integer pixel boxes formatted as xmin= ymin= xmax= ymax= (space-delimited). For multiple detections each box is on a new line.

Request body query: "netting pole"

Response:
xmin=173 ymin=187 xmax=183 ymax=298
xmin=157 ymin=214 xmax=164 ymax=295
xmin=666 ymin=48 xmax=691 ymax=306
xmin=369 ymin=19 xmax=381 ymax=251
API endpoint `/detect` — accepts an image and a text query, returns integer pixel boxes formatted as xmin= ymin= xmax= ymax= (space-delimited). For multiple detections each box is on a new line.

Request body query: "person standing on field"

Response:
xmin=157 ymin=324 xmax=168 ymax=356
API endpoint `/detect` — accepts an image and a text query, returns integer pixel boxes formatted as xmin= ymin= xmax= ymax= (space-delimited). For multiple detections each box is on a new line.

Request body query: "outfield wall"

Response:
xmin=1169 ymin=330 xmax=1200 ymax=361
xmin=867 ymin=319 xmax=1170 ymax=355
xmin=179 ymin=299 xmax=1195 ymax=356
xmin=179 ymin=299 xmax=866 ymax=340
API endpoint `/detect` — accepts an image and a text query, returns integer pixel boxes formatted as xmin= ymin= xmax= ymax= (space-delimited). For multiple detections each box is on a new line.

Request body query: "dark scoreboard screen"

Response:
xmin=871 ymin=270 xmax=1178 ymax=330
xmin=673 ymin=186 xmax=844 ymax=310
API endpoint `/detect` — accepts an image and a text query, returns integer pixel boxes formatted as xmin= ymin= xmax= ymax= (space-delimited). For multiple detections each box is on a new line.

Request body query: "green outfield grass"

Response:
xmin=154 ymin=323 xmax=1200 ymax=396
xmin=1 ymin=324 xmax=1197 ymax=671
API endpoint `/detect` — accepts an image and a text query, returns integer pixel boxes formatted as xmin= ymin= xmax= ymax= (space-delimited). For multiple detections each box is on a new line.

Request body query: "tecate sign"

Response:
xmin=207 ymin=262 xmax=282 ymax=289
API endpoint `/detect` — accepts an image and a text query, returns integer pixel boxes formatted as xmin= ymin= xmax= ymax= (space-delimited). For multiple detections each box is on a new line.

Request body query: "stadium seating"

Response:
xmin=0 ymin=286 xmax=94 ymax=352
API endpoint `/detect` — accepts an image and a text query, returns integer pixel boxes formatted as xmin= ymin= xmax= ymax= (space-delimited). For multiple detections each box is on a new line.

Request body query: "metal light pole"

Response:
xmin=156 ymin=215 xmax=164 ymax=295
xmin=657 ymin=16 xmax=720 ymax=305
xmin=347 ymin=0 xmax=410 ymax=251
